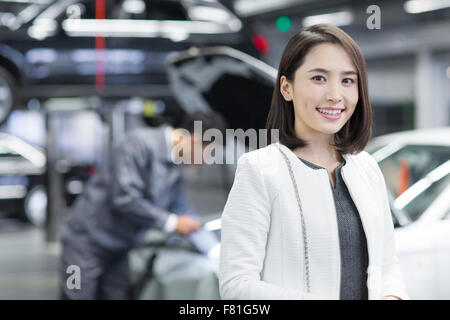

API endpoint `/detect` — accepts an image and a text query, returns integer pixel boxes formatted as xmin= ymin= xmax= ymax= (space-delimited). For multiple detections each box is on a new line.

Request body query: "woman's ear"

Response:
xmin=280 ymin=76 xmax=293 ymax=102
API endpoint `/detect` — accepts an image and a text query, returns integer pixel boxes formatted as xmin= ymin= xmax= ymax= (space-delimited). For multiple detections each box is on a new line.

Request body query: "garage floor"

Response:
xmin=0 ymin=221 xmax=59 ymax=299
xmin=0 ymin=165 xmax=228 ymax=299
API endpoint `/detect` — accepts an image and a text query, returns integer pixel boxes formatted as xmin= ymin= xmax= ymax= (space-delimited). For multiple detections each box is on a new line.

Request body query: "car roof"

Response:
xmin=369 ymin=127 xmax=450 ymax=148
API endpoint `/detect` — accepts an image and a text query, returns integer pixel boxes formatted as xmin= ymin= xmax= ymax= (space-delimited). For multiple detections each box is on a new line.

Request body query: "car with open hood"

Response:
xmin=0 ymin=0 xmax=261 ymax=125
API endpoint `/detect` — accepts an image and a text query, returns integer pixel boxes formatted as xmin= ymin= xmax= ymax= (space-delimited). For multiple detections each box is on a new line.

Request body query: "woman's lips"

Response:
xmin=316 ymin=107 xmax=344 ymax=120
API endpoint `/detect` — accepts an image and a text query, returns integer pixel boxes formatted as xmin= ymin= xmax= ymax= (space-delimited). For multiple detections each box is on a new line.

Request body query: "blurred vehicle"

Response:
xmin=0 ymin=131 xmax=97 ymax=227
xmin=0 ymin=0 xmax=262 ymax=124
xmin=129 ymin=214 xmax=221 ymax=300
xmin=0 ymin=132 xmax=47 ymax=226
xmin=367 ymin=127 xmax=450 ymax=300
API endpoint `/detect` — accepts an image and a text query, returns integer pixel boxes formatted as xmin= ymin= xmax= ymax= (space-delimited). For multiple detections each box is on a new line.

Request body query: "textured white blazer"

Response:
xmin=219 ymin=142 xmax=409 ymax=300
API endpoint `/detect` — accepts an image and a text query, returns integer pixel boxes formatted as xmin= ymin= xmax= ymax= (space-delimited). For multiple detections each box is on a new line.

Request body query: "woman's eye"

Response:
xmin=343 ymin=78 xmax=355 ymax=84
xmin=312 ymin=75 xmax=326 ymax=82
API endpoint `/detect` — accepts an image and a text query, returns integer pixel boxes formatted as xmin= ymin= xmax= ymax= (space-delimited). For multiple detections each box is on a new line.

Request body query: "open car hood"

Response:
xmin=166 ymin=46 xmax=276 ymax=132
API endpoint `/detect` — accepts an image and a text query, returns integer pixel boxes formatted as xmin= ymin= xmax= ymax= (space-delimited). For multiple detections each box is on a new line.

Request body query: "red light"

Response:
xmin=252 ymin=34 xmax=270 ymax=56
xmin=89 ymin=166 xmax=97 ymax=177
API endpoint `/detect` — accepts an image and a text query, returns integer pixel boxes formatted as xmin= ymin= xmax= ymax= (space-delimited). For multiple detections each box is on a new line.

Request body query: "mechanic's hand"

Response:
xmin=174 ymin=215 xmax=201 ymax=235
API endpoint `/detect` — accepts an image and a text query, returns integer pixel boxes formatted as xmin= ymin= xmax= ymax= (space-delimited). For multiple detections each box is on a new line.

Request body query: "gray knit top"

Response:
xmin=298 ymin=156 xmax=369 ymax=300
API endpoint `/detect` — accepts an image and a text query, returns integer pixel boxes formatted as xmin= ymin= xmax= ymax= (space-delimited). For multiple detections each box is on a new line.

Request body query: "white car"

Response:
xmin=0 ymin=132 xmax=47 ymax=227
xmin=367 ymin=127 xmax=450 ymax=299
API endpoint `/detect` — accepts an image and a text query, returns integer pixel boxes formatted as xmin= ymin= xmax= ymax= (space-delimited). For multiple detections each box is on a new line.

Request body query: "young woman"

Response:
xmin=219 ymin=24 xmax=408 ymax=300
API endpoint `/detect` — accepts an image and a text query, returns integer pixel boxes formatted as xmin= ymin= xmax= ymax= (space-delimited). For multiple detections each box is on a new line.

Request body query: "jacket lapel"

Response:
xmin=341 ymin=154 xmax=380 ymax=267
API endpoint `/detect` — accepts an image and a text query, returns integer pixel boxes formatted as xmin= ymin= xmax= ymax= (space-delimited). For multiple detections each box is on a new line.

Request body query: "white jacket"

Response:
xmin=219 ymin=142 xmax=409 ymax=300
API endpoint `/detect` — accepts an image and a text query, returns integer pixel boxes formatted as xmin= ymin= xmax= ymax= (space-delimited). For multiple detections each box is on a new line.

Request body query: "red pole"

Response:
xmin=95 ymin=0 xmax=105 ymax=92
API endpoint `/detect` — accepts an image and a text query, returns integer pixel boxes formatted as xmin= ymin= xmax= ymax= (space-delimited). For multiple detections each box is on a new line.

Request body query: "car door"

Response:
xmin=394 ymin=171 xmax=450 ymax=299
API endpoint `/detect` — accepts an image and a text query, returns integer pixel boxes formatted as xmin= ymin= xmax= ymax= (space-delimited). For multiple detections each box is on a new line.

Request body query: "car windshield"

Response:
xmin=401 ymin=173 xmax=450 ymax=221
xmin=377 ymin=144 xmax=450 ymax=197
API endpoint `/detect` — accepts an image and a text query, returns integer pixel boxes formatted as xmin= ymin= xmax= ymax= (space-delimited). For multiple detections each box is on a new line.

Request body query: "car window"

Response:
xmin=378 ymin=145 xmax=450 ymax=197
xmin=401 ymin=173 xmax=450 ymax=222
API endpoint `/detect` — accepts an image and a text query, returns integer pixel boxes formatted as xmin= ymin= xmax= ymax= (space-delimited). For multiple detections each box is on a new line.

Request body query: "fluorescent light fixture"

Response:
xmin=62 ymin=19 xmax=235 ymax=38
xmin=234 ymin=0 xmax=304 ymax=17
xmin=0 ymin=12 xmax=16 ymax=28
xmin=302 ymin=10 xmax=354 ymax=27
xmin=404 ymin=0 xmax=450 ymax=14
xmin=9 ymin=3 xmax=44 ymax=30
xmin=27 ymin=18 xmax=57 ymax=39
xmin=122 ymin=0 xmax=145 ymax=15
xmin=188 ymin=6 xmax=231 ymax=23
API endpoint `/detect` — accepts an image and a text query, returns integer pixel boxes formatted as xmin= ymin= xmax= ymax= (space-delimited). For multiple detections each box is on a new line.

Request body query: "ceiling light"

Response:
xmin=234 ymin=0 xmax=305 ymax=17
xmin=302 ymin=10 xmax=353 ymax=27
xmin=188 ymin=6 xmax=230 ymax=23
xmin=404 ymin=0 xmax=450 ymax=14
xmin=122 ymin=0 xmax=145 ymax=15
xmin=62 ymin=19 xmax=233 ymax=38
xmin=27 ymin=18 xmax=57 ymax=39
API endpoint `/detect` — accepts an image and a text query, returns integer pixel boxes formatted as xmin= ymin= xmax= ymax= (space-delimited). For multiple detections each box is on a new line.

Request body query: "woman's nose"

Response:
xmin=326 ymin=82 xmax=343 ymax=103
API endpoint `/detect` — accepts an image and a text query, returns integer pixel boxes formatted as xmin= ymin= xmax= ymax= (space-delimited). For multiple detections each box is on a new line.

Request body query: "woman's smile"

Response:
xmin=316 ymin=107 xmax=346 ymax=120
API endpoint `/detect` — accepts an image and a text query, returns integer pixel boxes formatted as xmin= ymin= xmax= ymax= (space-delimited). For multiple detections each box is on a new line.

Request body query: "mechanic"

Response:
xmin=60 ymin=111 xmax=226 ymax=299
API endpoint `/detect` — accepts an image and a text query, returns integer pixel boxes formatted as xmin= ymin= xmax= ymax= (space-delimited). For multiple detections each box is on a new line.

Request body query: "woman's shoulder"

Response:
xmin=345 ymin=150 xmax=375 ymax=163
xmin=235 ymin=144 xmax=284 ymax=182
xmin=344 ymin=150 xmax=383 ymax=183
xmin=236 ymin=143 xmax=282 ymax=169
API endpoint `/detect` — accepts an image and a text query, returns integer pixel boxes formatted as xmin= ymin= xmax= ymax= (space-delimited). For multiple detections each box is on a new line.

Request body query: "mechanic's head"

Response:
xmin=171 ymin=111 xmax=227 ymax=165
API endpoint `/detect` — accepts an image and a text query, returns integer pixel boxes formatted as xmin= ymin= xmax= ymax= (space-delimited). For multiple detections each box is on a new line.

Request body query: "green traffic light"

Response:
xmin=276 ymin=16 xmax=292 ymax=32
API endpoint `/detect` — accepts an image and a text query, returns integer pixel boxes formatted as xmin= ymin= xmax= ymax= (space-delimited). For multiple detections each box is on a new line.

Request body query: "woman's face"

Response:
xmin=280 ymin=43 xmax=359 ymax=139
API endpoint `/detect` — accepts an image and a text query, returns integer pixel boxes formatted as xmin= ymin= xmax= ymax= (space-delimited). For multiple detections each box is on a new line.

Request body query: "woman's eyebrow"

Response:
xmin=307 ymin=68 xmax=357 ymax=75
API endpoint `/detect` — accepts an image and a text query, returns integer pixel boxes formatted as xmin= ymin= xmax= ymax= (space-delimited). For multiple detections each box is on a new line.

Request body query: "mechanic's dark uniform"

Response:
xmin=60 ymin=124 xmax=196 ymax=299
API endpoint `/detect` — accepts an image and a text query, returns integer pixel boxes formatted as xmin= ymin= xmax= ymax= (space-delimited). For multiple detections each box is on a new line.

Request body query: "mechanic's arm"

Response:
xmin=167 ymin=179 xmax=202 ymax=235
xmin=110 ymin=141 xmax=199 ymax=234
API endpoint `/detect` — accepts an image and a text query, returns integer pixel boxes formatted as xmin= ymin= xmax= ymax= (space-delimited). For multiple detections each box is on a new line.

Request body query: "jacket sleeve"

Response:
xmin=110 ymin=137 xmax=172 ymax=230
xmin=366 ymin=153 xmax=410 ymax=300
xmin=168 ymin=179 xmax=197 ymax=216
xmin=219 ymin=153 xmax=321 ymax=300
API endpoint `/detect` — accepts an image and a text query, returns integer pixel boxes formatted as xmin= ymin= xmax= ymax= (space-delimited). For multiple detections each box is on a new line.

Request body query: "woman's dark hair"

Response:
xmin=266 ymin=24 xmax=372 ymax=154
